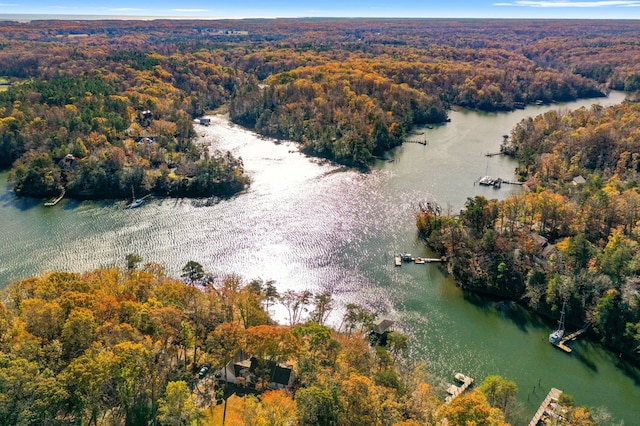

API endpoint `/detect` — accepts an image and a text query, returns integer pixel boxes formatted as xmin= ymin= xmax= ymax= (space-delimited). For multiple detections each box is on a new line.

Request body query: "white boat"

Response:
xmin=549 ymin=302 xmax=566 ymax=344
xmin=478 ymin=176 xmax=502 ymax=188
xmin=129 ymin=186 xmax=144 ymax=208
xmin=400 ymin=253 xmax=413 ymax=262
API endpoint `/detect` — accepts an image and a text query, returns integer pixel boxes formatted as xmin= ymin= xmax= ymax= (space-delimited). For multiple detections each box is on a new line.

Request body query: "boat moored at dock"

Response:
xmin=419 ymin=200 xmax=442 ymax=215
xmin=400 ymin=253 xmax=413 ymax=262
xmin=393 ymin=254 xmax=446 ymax=266
xmin=445 ymin=373 xmax=474 ymax=404
xmin=478 ymin=176 xmax=502 ymax=188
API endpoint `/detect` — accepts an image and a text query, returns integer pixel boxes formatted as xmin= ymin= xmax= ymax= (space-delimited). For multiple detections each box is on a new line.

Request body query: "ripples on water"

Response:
xmin=2 ymin=94 xmax=640 ymax=424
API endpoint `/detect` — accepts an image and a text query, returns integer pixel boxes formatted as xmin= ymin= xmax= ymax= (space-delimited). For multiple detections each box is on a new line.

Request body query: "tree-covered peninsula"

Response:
xmin=417 ymin=100 xmax=640 ymax=363
xmin=0 ymin=261 xmax=613 ymax=425
xmin=0 ymin=67 xmax=247 ymax=200
xmin=3 ymin=18 xmax=640 ymax=174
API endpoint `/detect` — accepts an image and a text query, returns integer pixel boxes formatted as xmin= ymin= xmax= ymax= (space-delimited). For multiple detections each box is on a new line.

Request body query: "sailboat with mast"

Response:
xmin=549 ymin=302 xmax=566 ymax=345
xmin=129 ymin=186 xmax=144 ymax=209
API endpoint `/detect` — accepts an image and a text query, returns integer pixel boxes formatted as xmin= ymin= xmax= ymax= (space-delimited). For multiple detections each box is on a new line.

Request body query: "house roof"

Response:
xmin=271 ymin=364 xmax=293 ymax=386
xmin=225 ymin=351 xmax=294 ymax=387
xmin=372 ymin=318 xmax=394 ymax=335
xmin=572 ymin=175 xmax=586 ymax=185
xmin=531 ymin=233 xmax=548 ymax=248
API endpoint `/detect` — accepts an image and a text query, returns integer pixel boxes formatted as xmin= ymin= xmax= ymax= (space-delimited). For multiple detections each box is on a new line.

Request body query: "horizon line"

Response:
xmin=2 ymin=13 xmax=640 ymax=22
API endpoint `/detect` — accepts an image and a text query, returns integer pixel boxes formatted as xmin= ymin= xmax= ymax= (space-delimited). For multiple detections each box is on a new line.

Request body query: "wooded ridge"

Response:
xmin=2 ymin=18 xmax=639 ymax=181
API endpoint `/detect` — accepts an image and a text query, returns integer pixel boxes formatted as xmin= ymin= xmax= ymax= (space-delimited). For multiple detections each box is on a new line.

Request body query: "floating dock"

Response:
xmin=445 ymin=373 xmax=474 ymax=404
xmin=529 ymin=388 xmax=563 ymax=426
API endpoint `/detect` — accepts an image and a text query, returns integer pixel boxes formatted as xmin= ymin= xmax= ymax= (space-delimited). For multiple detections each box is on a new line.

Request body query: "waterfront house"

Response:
xmin=370 ymin=318 xmax=395 ymax=345
xmin=531 ymin=233 xmax=557 ymax=260
xmin=217 ymin=351 xmax=295 ymax=390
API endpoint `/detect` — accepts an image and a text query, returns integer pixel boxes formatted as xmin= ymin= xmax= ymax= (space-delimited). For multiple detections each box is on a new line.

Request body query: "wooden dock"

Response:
xmin=529 ymin=388 xmax=562 ymax=426
xmin=419 ymin=200 xmax=442 ymax=216
xmin=551 ymin=340 xmax=572 ymax=353
xmin=475 ymin=176 xmax=523 ymax=187
xmin=394 ymin=256 xmax=445 ymax=266
xmin=445 ymin=373 xmax=474 ymax=404
xmin=417 ymin=257 xmax=445 ymax=263
xmin=561 ymin=325 xmax=589 ymax=343
xmin=44 ymin=189 xmax=65 ymax=206
xmin=551 ymin=323 xmax=590 ymax=353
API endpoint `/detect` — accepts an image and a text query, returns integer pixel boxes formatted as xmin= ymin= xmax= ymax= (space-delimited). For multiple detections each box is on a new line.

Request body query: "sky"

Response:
xmin=2 ymin=0 xmax=640 ymax=19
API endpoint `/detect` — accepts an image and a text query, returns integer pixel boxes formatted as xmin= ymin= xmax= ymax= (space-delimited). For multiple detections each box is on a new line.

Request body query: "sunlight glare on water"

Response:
xmin=1 ymin=93 xmax=639 ymax=424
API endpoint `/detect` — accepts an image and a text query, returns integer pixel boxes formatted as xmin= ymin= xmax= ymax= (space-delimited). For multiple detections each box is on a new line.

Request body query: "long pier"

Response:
xmin=445 ymin=373 xmax=474 ymax=404
xmin=394 ymin=255 xmax=445 ymax=266
xmin=529 ymin=388 xmax=562 ymax=426
xmin=44 ymin=189 xmax=65 ymax=206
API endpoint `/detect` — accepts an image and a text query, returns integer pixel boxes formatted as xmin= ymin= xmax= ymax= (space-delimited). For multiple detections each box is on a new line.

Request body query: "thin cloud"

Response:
xmin=109 ymin=8 xmax=147 ymax=11
xmin=494 ymin=0 xmax=640 ymax=6
xmin=171 ymin=8 xmax=212 ymax=12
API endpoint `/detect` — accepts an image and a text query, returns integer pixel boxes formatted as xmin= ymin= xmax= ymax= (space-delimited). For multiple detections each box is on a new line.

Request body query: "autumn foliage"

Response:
xmin=417 ymin=100 xmax=640 ymax=362
xmin=3 ymin=18 xmax=639 ymax=175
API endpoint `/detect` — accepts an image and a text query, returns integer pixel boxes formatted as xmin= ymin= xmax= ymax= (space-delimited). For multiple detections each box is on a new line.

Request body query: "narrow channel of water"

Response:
xmin=1 ymin=91 xmax=638 ymax=424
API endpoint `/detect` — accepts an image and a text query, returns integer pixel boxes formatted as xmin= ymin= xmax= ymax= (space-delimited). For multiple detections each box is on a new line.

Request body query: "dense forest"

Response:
xmin=2 ymin=17 xmax=640 ymax=424
xmin=0 ymin=261 xmax=613 ymax=425
xmin=417 ymin=100 xmax=640 ymax=362
xmin=2 ymin=19 xmax=640 ymax=177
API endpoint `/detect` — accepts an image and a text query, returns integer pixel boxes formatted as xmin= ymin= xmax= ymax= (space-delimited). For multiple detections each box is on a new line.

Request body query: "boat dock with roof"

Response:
xmin=393 ymin=253 xmax=445 ymax=266
xmin=529 ymin=388 xmax=563 ymax=426
xmin=445 ymin=373 xmax=474 ymax=404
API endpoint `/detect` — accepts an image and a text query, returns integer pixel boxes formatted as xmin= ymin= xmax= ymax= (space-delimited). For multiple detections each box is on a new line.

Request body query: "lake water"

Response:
xmin=1 ymin=91 xmax=638 ymax=424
